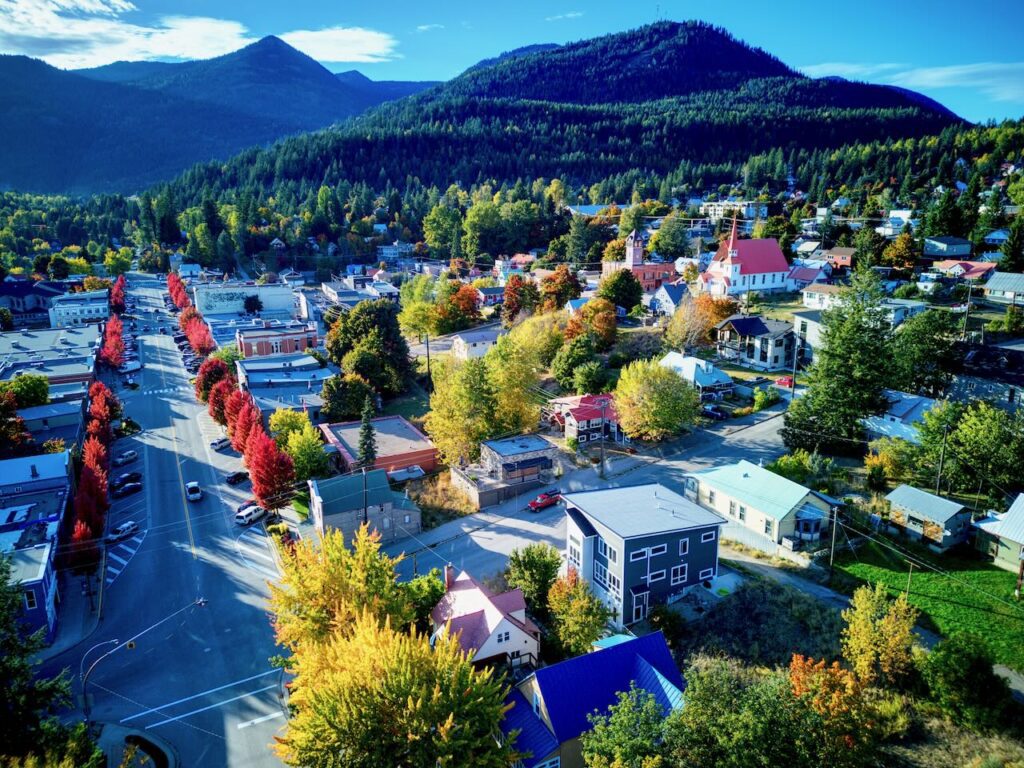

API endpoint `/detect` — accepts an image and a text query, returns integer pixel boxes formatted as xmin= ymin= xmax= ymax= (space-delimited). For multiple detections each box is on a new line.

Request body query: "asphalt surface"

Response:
xmin=385 ymin=413 xmax=787 ymax=581
xmin=41 ymin=274 xmax=286 ymax=767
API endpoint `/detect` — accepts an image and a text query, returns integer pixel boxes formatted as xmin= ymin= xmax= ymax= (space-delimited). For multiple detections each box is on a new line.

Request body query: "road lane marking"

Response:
xmin=146 ymin=685 xmax=278 ymax=729
xmin=168 ymin=415 xmax=198 ymax=559
xmin=120 ymin=668 xmax=280 ymax=723
xmin=107 ymin=552 xmax=129 ymax=566
xmin=130 ymin=535 xmax=143 ymax=544
xmin=237 ymin=711 xmax=285 ymax=729
xmin=115 ymin=543 xmax=136 ymax=555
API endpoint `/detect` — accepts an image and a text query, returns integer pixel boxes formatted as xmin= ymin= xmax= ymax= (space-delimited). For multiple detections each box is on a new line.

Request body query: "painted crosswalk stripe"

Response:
xmin=106 ymin=565 xmax=122 ymax=576
xmin=130 ymin=535 xmax=143 ymax=544
xmin=108 ymin=552 xmax=128 ymax=566
xmin=116 ymin=544 xmax=136 ymax=556
xmin=239 ymin=545 xmax=274 ymax=564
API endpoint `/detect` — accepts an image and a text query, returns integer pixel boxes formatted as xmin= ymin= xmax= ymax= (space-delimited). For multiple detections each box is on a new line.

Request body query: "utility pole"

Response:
xmin=362 ymin=467 xmax=368 ymax=525
xmin=1015 ymin=553 xmax=1024 ymax=600
xmin=424 ymin=332 xmax=432 ymax=392
xmin=790 ymin=332 xmax=799 ymax=397
xmin=828 ymin=506 xmax=839 ymax=578
xmin=961 ymin=282 xmax=973 ymax=340
xmin=599 ymin=400 xmax=607 ymax=479
xmin=935 ymin=424 xmax=949 ymax=495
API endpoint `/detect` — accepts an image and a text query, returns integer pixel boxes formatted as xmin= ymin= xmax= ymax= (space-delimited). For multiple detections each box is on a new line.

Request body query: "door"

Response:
xmin=632 ymin=591 xmax=649 ymax=623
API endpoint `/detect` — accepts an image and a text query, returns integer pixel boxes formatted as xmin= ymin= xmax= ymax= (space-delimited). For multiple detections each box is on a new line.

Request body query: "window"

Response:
xmin=699 ymin=568 xmax=714 ymax=580
xmin=382 ymin=517 xmax=390 ymax=528
xmin=532 ymin=692 xmax=541 ymax=714
xmin=679 ymin=538 xmax=689 ymax=556
xmin=535 ymin=759 xmax=561 ymax=768
xmin=597 ymin=538 xmax=617 ymax=563
xmin=671 ymin=564 xmax=688 ymax=585
xmin=24 ymin=589 xmax=37 ymax=611
xmin=728 ymin=500 xmax=736 ymax=516
xmin=497 ymin=631 xmax=510 ymax=644
xmin=701 ymin=530 xmax=716 ymax=543
xmin=568 ymin=544 xmax=581 ymax=568
xmin=578 ymin=434 xmax=587 ymax=443
xmin=764 ymin=519 xmax=773 ymax=536
xmin=630 ymin=549 xmax=647 ymax=562
xmin=649 ymin=544 xmax=667 ymax=557
xmin=404 ymin=514 xmax=411 ymax=524
xmin=649 ymin=569 xmax=666 ymax=582
xmin=738 ymin=506 xmax=746 ymax=522
xmin=707 ymin=490 xmax=716 ymax=504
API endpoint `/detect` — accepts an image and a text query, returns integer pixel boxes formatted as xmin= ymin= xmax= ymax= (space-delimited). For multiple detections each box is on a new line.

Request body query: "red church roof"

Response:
xmin=712 ymin=237 xmax=790 ymax=275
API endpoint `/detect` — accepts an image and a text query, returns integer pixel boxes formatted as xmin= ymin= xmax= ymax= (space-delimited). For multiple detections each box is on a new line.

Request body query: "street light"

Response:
xmin=82 ymin=597 xmax=208 ymax=724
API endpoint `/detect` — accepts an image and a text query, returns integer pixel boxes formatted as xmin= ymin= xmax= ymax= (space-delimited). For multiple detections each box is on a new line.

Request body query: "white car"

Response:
xmin=210 ymin=437 xmax=231 ymax=451
xmin=109 ymin=521 xmax=139 ymax=541
xmin=234 ymin=505 xmax=266 ymax=526
xmin=185 ymin=482 xmax=203 ymax=502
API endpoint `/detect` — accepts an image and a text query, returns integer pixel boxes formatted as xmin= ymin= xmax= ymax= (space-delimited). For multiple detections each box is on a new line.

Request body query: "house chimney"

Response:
xmin=30 ymin=464 xmax=38 ymax=479
xmin=444 ymin=563 xmax=456 ymax=591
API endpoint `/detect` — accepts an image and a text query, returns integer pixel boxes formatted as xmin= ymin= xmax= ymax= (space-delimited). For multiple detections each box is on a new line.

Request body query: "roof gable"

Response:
xmin=885 ymin=484 xmax=965 ymax=523
xmin=713 ymin=238 xmax=789 ymax=274
xmin=689 ymin=460 xmax=810 ymax=521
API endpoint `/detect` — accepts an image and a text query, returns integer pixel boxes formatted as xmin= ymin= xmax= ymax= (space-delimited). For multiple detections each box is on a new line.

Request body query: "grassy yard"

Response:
xmin=291 ymin=490 xmax=309 ymax=520
xmin=382 ymin=387 xmax=431 ymax=425
xmin=747 ymin=291 xmax=806 ymax=322
xmin=834 ymin=539 xmax=1024 ymax=670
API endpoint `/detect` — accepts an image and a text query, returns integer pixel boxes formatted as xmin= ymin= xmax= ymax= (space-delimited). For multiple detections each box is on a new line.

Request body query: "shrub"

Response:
xmin=566 ymin=437 xmax=579 ymax=452
xmin=647 ymin=604 xmax=686 ymax=648
xmin=752 ymin=387 xmax=780 ymax=412
xmin=922 ymin=633 xmax=1016 ymax=732
xmin=732 ymin=406 xmax=754 ymax=417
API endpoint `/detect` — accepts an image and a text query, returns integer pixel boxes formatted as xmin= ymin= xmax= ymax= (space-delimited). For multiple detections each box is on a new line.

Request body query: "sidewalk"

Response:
xmin=37 ymin=568 xmax=102 ymax=664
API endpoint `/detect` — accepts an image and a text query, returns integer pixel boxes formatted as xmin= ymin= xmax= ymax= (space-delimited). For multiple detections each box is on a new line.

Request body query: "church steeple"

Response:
xmin=624 ymin=229 xmax=645 ymax=268
xmin=727 ymin=214 xmax=739 ymax=259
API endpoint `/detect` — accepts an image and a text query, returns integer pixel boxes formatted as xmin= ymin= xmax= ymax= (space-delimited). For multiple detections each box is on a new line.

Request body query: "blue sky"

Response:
xmin=3 ymin=0 xmax=1023 ymax=122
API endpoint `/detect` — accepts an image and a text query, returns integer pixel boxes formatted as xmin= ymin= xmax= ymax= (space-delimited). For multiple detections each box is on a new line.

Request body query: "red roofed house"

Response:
xmin=431 ymin=566 xmax=540 ymax=669
xmin=547 ymin=393 xmax=630 ymax=445
xmin=700 ymin=218 xmax=791 ymax=297
xmin=932 ymin=260 xmax=998 ymax=282
xmin=601 ymin=231 xmax=674 ymax=292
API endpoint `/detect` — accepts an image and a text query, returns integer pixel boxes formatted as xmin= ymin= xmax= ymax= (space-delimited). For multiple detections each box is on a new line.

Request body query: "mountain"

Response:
xmin=464 ymin=43 xmax=562 ymax=74
xmin=0 ymin=37 xmax=435 ymax=194
xmin=168 ymin=21 xmax=962 ymax=204
xmin=334 ymin=70 xmax=439 ymax=101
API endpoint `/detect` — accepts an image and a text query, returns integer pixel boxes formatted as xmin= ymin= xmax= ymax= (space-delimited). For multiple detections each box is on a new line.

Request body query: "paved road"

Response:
xmin=41 ymin=274 xmax=285 ymax=767
xmin=385 ymin=414 xmax=787 ymax=581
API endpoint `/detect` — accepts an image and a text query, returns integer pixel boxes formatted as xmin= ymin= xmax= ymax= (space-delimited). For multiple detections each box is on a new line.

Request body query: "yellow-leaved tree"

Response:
xmin=840 ymin=583 xmax=919 ymax=688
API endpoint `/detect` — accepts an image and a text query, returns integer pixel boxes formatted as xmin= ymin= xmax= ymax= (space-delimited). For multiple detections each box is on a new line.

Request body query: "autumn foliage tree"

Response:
xmin=184 ymin=317 xmax=214 ymax=355
xmin=207 ymin=377 xmax=236 ymax=425
xmin=194 ymin=358 xmax=230 ymax=402
xmin=547 ymin=566 xmax=612 ymax=656
xmin=565 ymin=297 xmax=617 ymax=351
xmin=109 ymin=275 xmax=126 ymax=314
xmin=224 ymin=389 xmax=248 ymax=436
xmin=540 ymin=264 xmax=582 ymax=312
xmin=167 ymin=273 xmax=190 ymax=309
xmin=501 ymin=273 xmax=540 ymax=326
xmin=247 ymin=428 xmax=296 ymax=510
xmin=100 ymin=314 xmax=124 ymax=368
xmin=231 ymin=399 xmax=260 ymax=453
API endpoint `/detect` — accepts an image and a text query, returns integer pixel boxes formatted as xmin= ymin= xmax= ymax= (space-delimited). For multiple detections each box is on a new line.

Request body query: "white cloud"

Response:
xmin=802 ymin=60 xmax=1024 ymax=103
xmin=545 ymin=11 xmax=583 ymax=21
xmin=280 ymin=26 xmax=397 ymax=63
xmin=416 ymin=23 xmax=444 ymax=33
xmin=0 ymin=0 xmax=398 ymax=68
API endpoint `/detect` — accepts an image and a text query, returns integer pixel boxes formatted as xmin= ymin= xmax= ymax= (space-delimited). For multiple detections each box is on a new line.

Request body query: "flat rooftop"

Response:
xmin=483 ymin=434 xmax=552 ymax=457
xmin=322 ymin=415 xmax=435 ymax=459
xmin=563 ymin=483 xmax=726 ymax=539
xmin=0 ymin=325 xmax=99 ymax=356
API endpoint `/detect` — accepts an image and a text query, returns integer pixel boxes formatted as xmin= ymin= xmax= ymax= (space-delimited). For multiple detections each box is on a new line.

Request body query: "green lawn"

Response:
xmin=291 ymin=491 xmax=309 ymax=520
xmin=747 ymin=291 xmax=806 ymax=322
xmin=382 ymin=388 xmax=430 ymax=424
xmin=834 ymin=540 xmax=1024 ymax=670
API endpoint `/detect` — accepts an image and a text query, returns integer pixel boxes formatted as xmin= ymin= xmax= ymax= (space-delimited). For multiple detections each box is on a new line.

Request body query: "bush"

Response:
xmin=866 ymin=463 xmax=888 ymax=491
xmin=870 ymin=691 xmax=917 ymax=741
xmin=607 ymin=351 xmax=627 ymax=368
xmin=893 ymin=283 xmax=920 ymax=299
xmin=922 ymin=633 xmax=1016 ymax=732
xmin=732 ymin=406 xmax=754 ymax=417
xmin=752 ymin=387 xmax=780 ymax=412
xmin=566 ymin=437 xmax=579 ymax=453
xmin=647 ymin=604 xmax=686 ymax=649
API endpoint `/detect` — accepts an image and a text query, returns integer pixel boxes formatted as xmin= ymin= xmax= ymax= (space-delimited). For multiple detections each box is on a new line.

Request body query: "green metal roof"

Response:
xmin=313 ymin=469 xmax=392 ymax=513
xmin=688 ymin=460 xmax=810 ymax=522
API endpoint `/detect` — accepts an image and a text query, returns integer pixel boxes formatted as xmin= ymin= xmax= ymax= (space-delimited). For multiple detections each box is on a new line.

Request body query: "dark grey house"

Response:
xmin=563 ymin=484 xmax=726 ymax=628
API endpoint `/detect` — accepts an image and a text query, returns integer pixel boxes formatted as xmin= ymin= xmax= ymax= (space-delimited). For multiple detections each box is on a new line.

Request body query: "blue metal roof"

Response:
xmin=592 ymin=634 xmax=634 ymax=650
xmin=529 ymin=632 xmax=684 ymax=745
xmin=502 ymin=690 xmax=559 ymax=768
xmin=885 ymin=484 xmax=965 ymax=524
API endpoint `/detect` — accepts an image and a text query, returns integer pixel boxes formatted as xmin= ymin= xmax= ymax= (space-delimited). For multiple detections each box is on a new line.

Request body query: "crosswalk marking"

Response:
xmin=104 ymin=529 xmax=147 ymax=588
xmin=108 ymin=552 xmax=128 ymax=566
xmin=116 ymin=543 xmax=137 ymax=556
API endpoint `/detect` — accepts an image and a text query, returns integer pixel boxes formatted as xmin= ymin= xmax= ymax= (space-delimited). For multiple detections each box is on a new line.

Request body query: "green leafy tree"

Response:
xmin=243 ymin=295 xmax=263 ymax=314
xmin=581 ymin=685 xmax=668 ymax=768
xmin=269 ymin=409 xmax=312 ymax=448
xmin=461 ymin=201 xmax=504 ymax=259
xmin=548 ymin=567 xmax=612 ymax=657
xmin=102 ymin=248 xmax=132 ymax=277
xmin=286 ymin=423 xmax=330 ymax=482
xmin=424 ymin=358 xmax=497 ymax=465
xmin=614 ymin=359 xmax=701 ymax=441
xmin=404 ymin=569 xmax=446 ymax=633
xmin=506 ymin=543 xmax=562 ymax=619
xmin=0 ymin=374 xmax=49 ymax=408
xmin=326 ymin=300 xmax=411 ymax=396
xmin=922 ymin=633 xmax=1016 ymax=731
xmin=946 ymin=401 xmax=1024 ymax=493
xmin=321 ymin=373 xmax=375 ymax=423
xmin=485 ymin=333 xmax=541 ymax=435
xmin=574 ymin=360 xmax=607 ymax=395
xmin=357 ymin=395 xmax=377 ymax=468
xmin=551 ymin=334 xmax=597 ymax=389
xmin=649 ymin=212 xmax=692 ymax=259
xmin=597 ymin=269 xmax=643 ymax=311
xmin=889 ymin=309 xmax=958 ymax=396
xmin=423 ymin=204 xmax=463 ymax=259
xmin=209 ymin=343 xmax=242 ymax=368
xmin=999 ymin=213 xmax=1024 ymax=272
xmin=0 ymin=308 xmax=12 ymax=332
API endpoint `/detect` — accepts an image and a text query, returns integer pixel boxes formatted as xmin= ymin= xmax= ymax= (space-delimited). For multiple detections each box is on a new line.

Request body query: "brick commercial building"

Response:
xmin=319 ymin=415 xmax=439 ymax=474
xmin=235 ymin=321 xmax=318 ymax=358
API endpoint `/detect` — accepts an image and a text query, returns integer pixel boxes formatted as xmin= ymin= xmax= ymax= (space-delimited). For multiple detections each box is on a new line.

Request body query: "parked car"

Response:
xmin=702 ymin=404 xmax=728 ymax=421
xmin=113 ymin=449 xmax=138 ymax=466
xmin=210 ymin=437 xmax=231 ymax=451
xmin=234 ymin=505 xmax=267 ymax=526
xmin=775 ymin=375 xmax=794 ymax=388
xmin=225 ymin=471 xmax=249 ymax=486
xmin=528 ymin=490 xmax=561 ymax=512
xmin=112 ymin=482 xmax=143 ymax=499
xmin=111 ymin=471 xmax=142 ymax=490
xmin=236 ymin=498 xmax=258 ymax=514
xmin=185 ymin=481 xmax=203 ymax=502
xmin=109 ymin=521 xmax=139 ymax=541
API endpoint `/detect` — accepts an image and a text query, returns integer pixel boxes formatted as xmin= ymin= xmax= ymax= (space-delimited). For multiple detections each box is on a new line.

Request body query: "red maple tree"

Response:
xmin=194 ymin=358 xmax=230 ymax=402
xmin=82 ymin=436 xmax=109 ymax=475
xmin=109 ymin=275 xmax=126 ymax=314
xmin=231 ymin=400 xmax=260 ymax=453
xmin=208 ymin=377 xmax=236 ymax=425
xmin=246 ymin=429 xmax=295 ymax=511
xmin=101 ymin=314 xmax=125 ymax=368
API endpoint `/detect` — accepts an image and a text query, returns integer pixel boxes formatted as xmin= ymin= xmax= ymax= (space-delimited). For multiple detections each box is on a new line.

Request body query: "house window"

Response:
xmin=699 ymin=568 xmax=714 ymax=580
xmin=728 ymin=500 xmax=736 ymax=516
xmin=630 ymin=549 xmax=647 ymax=562
xmin=707 ymin=490 xmax=716 ymax=504
xmin=701 ymin=530 xmax=716 ymax=543
xmin=579 ymin=434 xmax=587 ymax=443
xmin=649 ymin=544 xmax=667 ymax=557
xmin=382 ymin=517 xmax=390 ymax=528
xmin=764 ymin=520 xmax=773 ymax=536
xmin=497 ymin=631 xmax=510 ymax=644
xmin=738 ymin=506 xmax=746 ymax=521
xmin=535 ymin=759 xmax=561 ymax=768
xmin=24 ymin=589 xmax=37 ymax=611
xmin=649 ymin=569 xmax=666 ymax=582
xmin=404 ymin=515 xmax=411 ymax=524
xmin=598 ymin=539 xmax=618 ymax=563
xmin=671 ymin=564 xmax=688 ymax=585
xmin=532 ymin=693 xmax=541 ymax=714
xmin=679 ymin=538 xmax=689 ymax=556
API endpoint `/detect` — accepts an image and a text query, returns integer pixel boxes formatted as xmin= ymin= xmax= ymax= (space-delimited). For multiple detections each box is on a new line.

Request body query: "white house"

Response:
xmin=659 ymin=352 xmax=734 ymax=398
xmin=860 ymin=389 xmax=937 ymax=445
xmin=699 ymin=220 xmax=791 ymax=297
xmin=451 ymin=327 xmax=504 ymax=360
xmin=430 ymin=567 xmax=540 ymax=668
